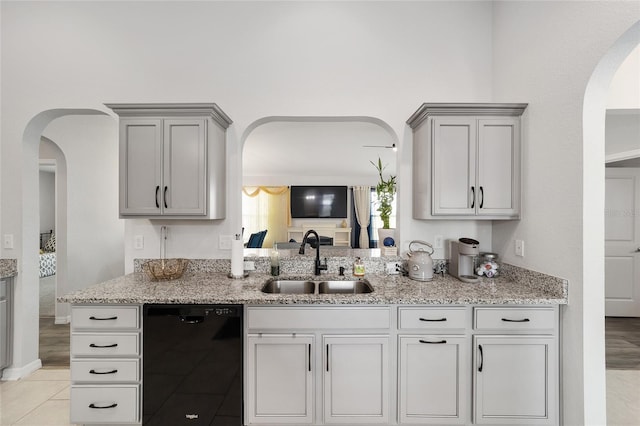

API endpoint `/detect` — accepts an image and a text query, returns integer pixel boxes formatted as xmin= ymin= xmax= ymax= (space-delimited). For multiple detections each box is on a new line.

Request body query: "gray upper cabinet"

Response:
xmin=107 ymin=104 xmax=232 ymax=219
xmin=407 ymin=103 xmax=527 ymax=220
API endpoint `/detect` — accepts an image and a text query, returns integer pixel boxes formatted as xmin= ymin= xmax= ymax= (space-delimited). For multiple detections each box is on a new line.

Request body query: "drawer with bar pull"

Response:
xmin=474 ymin=307 xmax=557 ymax=331
xmin=71 ymin=333 xmax=140 ymax=357
xmin=71 ymin=359 xmax=139 ymax=382
xmin=71 ymin=385 xmax=139 ymax=424
xmin=71 ymin=305 xmax=140 ymax=330
xmin=398 ymin=307 xmax=468 ymax=330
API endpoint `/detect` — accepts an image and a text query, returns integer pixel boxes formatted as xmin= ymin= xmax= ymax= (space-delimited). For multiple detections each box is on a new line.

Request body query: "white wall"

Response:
xmin=608 ymin=43 xmax=640 ymax=109
xmin=38 ymin=171 xmax=55 ymax=235
xmin=606 ymin=110 xmax=640 ymax=157
xmin=490 ymin=3 xmax=640 ymax=425
xmin=41 ymin=115 xmax=124 ymax=291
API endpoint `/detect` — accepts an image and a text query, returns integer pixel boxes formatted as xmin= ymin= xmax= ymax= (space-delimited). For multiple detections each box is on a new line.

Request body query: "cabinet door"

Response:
xmin=0 ymin=298 xmax=7 ymax=369
xmin=246 ymin=334 xmax=314 ymax=424
xmin=162 ymin=119 xmax=207 ymax=215
xmin=432 ymin=118 xmax=477 ymax=215
xmin=399 ymin=335 xmax=468 ymax=424
xmin=119 ymin=119 xmax=162 ymax=215
xmin=474 ymin=335 xmax=557 ymax=425
xmin=477 ymin=118 xmax=521 ymax=217
xmin=323 ymin=335 xmax=389 ymax=424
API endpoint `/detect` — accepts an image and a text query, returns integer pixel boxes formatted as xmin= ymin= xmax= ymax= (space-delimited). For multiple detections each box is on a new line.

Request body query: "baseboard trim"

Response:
xmin=54 ymin=315 xmax=70 ymax=325
xmin=1 ymin=359 xmax=42 ymax=381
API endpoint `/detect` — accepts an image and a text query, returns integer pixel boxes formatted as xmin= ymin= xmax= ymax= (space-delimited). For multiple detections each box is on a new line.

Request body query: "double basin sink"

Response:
xmin=261 ymin=278 xmax=373 ymax=295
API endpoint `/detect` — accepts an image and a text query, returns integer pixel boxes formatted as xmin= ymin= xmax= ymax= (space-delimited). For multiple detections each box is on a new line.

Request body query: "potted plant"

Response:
xmin=371 ymin=157 xmax=397 ymax=246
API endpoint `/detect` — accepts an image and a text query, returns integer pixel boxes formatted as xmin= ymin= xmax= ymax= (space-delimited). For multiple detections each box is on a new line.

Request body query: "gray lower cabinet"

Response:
xmin=397 ymin=306 xmax=469 ymax=425
xmin=70 ymin=305 xmax=141 ymax=425
xmin=0 ymin=279 xmax=12 ymax=373
xmin=246 ymin=334 xmax=315 ymax=424
xmin=245 ymin=307 xmax=391 ymax=425
xmin=245 ymin=305 xmax=558 ymax=426
xmin=472 ymin=307 xmax=558 ymax=425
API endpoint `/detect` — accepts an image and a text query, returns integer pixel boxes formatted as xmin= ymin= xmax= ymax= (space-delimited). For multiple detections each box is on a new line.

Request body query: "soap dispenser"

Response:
xmin=270 ymin=249 xmax=280 ymax=276
xmin=353 ymin=257 xmax=365 ymax=277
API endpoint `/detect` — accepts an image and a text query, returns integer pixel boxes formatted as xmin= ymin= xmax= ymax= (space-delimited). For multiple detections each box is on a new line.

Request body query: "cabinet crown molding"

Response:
xmin=406 ymin=102 xmax=528 ymax=129
xmin=105 ymin=103 xmax=233 ymax=129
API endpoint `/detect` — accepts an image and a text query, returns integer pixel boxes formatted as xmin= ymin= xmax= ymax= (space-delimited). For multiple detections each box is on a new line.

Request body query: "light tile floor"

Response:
xmin=0 ymin=368 xmax=638 ymax=425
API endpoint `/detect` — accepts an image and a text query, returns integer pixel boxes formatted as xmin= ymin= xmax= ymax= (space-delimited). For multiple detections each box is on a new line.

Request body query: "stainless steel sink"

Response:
xmin=318 ymin=280 xmax=373 ymax=294
xmin=261 ymin=279 xmax=316 ymax=294
xmin=261 ymin=278 xmax=374 ymax=295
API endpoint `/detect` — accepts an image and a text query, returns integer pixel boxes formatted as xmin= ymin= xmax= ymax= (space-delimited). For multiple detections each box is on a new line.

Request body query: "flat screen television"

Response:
xmin=290 ymin=186 xmax=348 ymax=219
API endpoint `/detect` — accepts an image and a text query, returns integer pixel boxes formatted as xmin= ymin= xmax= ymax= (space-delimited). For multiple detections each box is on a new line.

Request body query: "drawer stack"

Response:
xmin=70 ymin=305 xmax=141 ymax=425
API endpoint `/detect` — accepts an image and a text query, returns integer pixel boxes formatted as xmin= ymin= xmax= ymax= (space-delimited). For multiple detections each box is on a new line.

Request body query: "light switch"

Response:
xmin=3 ymin=234 xmax=13 ymax=249
xmin=219 ymin=235 xmax=232 ymax=250
xmin=134 ymin=235 xmax=144 ymax=250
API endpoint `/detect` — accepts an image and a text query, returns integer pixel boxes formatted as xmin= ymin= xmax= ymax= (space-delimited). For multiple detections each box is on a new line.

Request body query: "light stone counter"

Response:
xmin=58 ymin=262 xmax=568 ymax=305
xmin=0 ymin=259 xmax=17 ymax=279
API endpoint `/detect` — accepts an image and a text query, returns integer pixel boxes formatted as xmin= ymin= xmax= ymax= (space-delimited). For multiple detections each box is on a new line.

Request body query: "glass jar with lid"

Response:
xmin=476 ymin=252 xmax=500 ymax=278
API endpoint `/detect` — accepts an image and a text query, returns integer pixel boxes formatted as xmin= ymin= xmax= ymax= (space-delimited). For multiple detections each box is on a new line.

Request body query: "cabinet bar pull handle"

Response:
xmin=471 ymin=186 xmax=475 ymax=208
xmin=419 ymin=317 xmax=447 ymax=322
xmin=89 ymin=343 xmax=118 ymax=348
xmin=155 ymin=185 xmax=160 ymax=208
xmin=308 ymin=344 xmax=311 ymax=372
xmin=163 ymin=186 xmax=168 ymax=209
xmin=326 ymin=344 xmax=329 ymax=372
xmin=89 ymin=403 xmax=118 ymax=409
xmin=478 ymin=344 xmax=484 ymax=372
xmin=479 ymin=186 xmax=484 ymax=208
xmin=501 ymin=318 xmax=530 ymax=322
xmin=419 ymin=339 xmax=447 ymax=344
xmin=89 ymin=316 xmax=117 ymax=321
xmin=89 ymin=369 xmax=118 ymax=375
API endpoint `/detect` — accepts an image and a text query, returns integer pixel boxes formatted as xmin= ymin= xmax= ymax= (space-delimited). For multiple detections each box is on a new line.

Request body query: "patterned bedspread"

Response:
xmin=39 ymin=252 xmax=56 ymax=278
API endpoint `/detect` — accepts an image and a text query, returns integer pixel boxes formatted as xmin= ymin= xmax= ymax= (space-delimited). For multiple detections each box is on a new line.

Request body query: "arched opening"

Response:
xmin=241 ymin=116 xmax=399 ymax=248
xmin=582 ymin=21 xmax=640 ymax=423
xmin=4 ymin=108 xmax=122 ymax=379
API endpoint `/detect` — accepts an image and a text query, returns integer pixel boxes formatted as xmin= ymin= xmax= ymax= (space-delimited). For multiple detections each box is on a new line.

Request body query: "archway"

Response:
xmin=582 ymin=21 xmax=640 ymax=422
xmin=4 ymin=108 xmax=116 ymax=379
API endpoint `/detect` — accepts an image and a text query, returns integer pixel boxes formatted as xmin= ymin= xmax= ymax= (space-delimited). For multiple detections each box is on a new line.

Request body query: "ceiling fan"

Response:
xmin=362 ymin=143 xmax=397 ymax=151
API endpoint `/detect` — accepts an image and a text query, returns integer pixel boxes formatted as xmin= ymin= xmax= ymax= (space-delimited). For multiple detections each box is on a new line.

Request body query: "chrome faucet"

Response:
xmin=299 ymin=230 xmax=328 ymax=275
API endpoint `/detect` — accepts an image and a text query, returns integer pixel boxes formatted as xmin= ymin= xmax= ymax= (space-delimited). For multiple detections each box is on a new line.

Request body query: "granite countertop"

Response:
xmin=58 ymin=267 xmax=568 ymax=305
xmin=0 ymin=259 xmax=18 ymax=279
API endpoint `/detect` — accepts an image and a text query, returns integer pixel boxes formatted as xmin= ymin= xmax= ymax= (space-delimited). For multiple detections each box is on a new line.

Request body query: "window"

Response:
xmin=370 ymin=189 xmax=396 ymax=242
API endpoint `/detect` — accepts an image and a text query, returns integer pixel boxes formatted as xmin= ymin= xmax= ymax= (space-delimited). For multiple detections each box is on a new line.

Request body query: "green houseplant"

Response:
xmin=371 ymin=157 xmax=397 ymax=230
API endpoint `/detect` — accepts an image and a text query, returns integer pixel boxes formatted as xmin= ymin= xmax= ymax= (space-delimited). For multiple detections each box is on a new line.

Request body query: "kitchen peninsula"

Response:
xmin=59 ymin=251 xmax=567 ymax=426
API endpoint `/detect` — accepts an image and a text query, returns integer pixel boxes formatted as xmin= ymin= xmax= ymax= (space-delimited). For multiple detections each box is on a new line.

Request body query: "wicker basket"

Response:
xmin=142 ymin=258 xmax=189 ymax=280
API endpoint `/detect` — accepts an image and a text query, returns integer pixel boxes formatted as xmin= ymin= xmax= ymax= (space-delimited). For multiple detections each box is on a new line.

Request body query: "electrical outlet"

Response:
xmin=434 ymin=235 xmax=444 ymax=249
xmin=219 ymin=235 xmax=232 ymax=250
xmin=134 ymin=235 xmax=144 ymax=250
xmin=515 ymin=239 xmax=525 ymax=257
xmin=244 ymin=261 xmax=256 ymax=271
xmin=386 ymin=261 xmax=403 ymax=275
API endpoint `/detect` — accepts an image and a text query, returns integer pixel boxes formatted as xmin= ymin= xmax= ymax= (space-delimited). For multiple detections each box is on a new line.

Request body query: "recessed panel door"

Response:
xmin=432 ymin=118 xmax=476 ymax=215
xmin=119 ymin=119 xmax=162 ymax=215
xmin=477 ymin=118 xmax=520 ymax=216
xmin=323 ymin=335 xmax=389 ymax=424
xmin=605 ymin=168 xmax=640 ymax=316
xmin=399 ymin=335 xmax=468 ymax=424
xmin=473 ymin=335 xmax=556 ymax=425
xmin=163 ymin=119 xmax=207 ymax=215
xmin=246 ymin=334 xmax=314 ymax=424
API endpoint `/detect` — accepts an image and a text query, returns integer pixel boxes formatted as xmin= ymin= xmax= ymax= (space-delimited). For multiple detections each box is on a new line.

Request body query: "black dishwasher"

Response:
xmin=143 ymin=304 xmax=243 ymax=426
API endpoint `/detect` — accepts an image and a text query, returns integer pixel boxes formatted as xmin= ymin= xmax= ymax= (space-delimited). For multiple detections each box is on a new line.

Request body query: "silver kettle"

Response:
xmin=407 ymin=240 xmax=434 ymax=282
